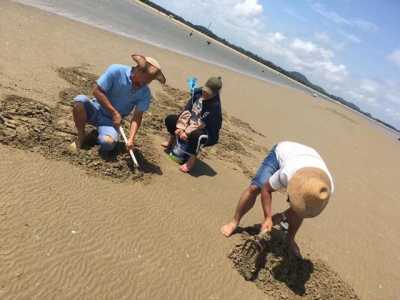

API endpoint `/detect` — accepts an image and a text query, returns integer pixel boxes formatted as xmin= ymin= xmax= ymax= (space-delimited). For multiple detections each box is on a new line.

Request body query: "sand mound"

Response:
xmin=229 ymin=228 xmax=360 ymax=299
xmin=0 ymin=67 xmax=161 ymax=182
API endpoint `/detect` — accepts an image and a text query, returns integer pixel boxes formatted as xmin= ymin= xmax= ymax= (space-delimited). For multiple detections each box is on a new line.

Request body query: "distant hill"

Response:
xmin=139 ymin=0 xmax=399 ymax=133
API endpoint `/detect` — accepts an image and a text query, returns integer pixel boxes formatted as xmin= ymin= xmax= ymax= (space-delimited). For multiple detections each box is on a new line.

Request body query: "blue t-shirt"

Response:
xmin=96 ymin=64 xmax=151 ymax=121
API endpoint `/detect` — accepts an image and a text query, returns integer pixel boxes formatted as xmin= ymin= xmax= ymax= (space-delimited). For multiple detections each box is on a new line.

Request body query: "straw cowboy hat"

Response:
xmin=287 ymin=167 xmax=332 ymax=218
xmin=131 ymin=54 xmax=166 ymax=84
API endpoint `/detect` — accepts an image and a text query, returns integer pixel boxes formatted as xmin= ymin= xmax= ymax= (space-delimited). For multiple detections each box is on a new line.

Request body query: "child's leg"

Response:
xmin=161 ymin=134 xmax=176 ymax=149
xmin=220 ymin=185 xmax=261 ymax=237
xmin=221 ymin=146 xmax=279 ymax=237
xmin=285 ymin=208 xmax=304 ymax=257
xmin=162 ymin=114 xmax=179 ymax=148
xmin=179 ymin=155 xmax=197 ymax=173
xmin=179 ymin=130 xmax=204 ymax=172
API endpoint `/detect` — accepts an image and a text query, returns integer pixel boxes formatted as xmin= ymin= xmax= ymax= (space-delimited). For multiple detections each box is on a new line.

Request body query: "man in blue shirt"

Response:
xmin=71 ymin=54 xmax=166 ymax=153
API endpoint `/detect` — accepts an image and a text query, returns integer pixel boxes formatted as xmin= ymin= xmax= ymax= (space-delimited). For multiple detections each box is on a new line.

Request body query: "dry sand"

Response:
xmin=1 ymin=1 xmax=400 ymax=299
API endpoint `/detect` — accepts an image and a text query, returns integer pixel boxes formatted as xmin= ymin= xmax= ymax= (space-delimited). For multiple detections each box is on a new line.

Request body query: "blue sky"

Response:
xmin=152 ymin=0 xmax=400 ymax=128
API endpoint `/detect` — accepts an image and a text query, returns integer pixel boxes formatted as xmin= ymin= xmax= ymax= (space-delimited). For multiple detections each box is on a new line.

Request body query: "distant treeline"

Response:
xmin=139 ymin=0 xmax=399 ymax=133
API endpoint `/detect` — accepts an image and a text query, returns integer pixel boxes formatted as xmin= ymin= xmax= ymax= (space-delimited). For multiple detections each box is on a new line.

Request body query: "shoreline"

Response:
xmin=133 ymin=0 xmax=400 ymax=137
xmin=14 ymin=0 xmax=331 ymax=95
xmin=14 ymin=0 xmax=400 ymax=136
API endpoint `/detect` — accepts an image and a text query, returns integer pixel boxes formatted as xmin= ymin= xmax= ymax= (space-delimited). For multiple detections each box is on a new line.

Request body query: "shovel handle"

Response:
xmin=119 ymin=127 xmax=139 ymax=168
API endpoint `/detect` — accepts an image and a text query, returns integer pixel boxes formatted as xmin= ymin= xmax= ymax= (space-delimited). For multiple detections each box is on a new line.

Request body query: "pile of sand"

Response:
xmin=229 ymin=228 xmax=360 ymax=299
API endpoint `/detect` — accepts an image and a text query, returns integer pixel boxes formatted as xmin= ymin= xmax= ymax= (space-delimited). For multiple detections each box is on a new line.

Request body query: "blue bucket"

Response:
xmin=169 ymin=139 xmax=191 ymax=164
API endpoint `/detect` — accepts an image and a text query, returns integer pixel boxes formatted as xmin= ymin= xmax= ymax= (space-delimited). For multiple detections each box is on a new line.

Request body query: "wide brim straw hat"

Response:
xmin=287 ymin=167 xmax=332 ymax=218
xmin=131 ymin=54 xmax=166 ymax=84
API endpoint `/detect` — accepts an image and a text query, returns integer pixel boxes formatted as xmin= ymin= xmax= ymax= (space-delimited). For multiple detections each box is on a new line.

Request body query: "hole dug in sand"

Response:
xmin=229 ymin=228 xmax=360 ymax=300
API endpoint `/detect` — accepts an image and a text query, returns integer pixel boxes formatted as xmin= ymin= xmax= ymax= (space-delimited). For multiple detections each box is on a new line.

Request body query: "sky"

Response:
xmin=152 ymin=0 xmax=400 ymax=129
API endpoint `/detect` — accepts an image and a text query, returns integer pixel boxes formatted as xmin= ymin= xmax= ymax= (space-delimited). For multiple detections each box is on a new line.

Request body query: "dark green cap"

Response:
xmin=204 ymin=76 xmax=222 ymax=95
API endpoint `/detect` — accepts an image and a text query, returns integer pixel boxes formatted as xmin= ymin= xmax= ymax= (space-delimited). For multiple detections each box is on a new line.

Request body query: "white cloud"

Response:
xmin=360 ymin=79 xmax=379 ymax=94
xmin=310 ymin=2 xmax=349 ymax=25
xmin=338 ymin=30 xmax=361 ymax=44
xmin=314 ymin=32 xmax=331 ymax=43
xmin=387 ymin=49 xmax=400 ymax=67
xmin=386 ymin=92 xmax=400 ymax=105
xmin=233 ymin=0 xmax=263 ymax=18
xmin=291 ymin=38 xmax=317 ymax=53
xmin=314 ymin=32 xmax=347 ymax=51
xmin=353 ymin=19 xmax=379 ymax=32
xmin=251 ymin=34 xmax=347 ymax=83
xmin=337 ymin=77 xmax=400 ymax=127
xmin=272 ymin=32 xmax=286 ymax=42
xmin=290 ymin=38 xmax=334 ymax=59
xmin=152 ymin=0 xmax=266 ymax=46
xmin=310 ymin=2 xmax=379 ymax=32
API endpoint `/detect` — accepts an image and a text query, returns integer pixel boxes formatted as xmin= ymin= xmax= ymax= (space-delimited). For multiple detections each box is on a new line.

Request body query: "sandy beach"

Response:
xmin=1 ymin=1 xmax=400 ymax=299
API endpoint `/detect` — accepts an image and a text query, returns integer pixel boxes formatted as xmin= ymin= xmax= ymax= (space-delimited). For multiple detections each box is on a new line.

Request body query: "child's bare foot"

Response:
xmin=161 ymin=141 xmax=170 ymax=148
xmin=179 ymin=163 xmax=190 ymax=173
xmin=179 ymin=156 xmax=196 ymax=173
xmin=289 ymin=239 xmax=302 ymax=258
xmin=220 ymin=221 xmax=238 ymax=237
xmin=161 ymin=135 xmax=175 ymax=149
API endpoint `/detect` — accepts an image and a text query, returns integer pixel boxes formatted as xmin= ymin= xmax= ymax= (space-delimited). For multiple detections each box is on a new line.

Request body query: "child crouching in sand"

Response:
xmin=221 ymin=141 xmax=334 ymax=258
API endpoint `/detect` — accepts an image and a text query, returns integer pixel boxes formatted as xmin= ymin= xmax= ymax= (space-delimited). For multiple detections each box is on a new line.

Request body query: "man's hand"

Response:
xmin=261 ymin=217 xmax=273 ymax=233
xmin=112 ymin=111 xmax=122 ymax=128
xmin=126 ymin=138 xmax=134 ymax=151
xmin=179 ymin=131 xmax=188 ymax=141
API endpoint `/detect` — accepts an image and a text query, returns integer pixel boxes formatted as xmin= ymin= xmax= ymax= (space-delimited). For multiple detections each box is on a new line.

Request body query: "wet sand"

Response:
xmin=1 ymin=1 xmax=400 ymax=299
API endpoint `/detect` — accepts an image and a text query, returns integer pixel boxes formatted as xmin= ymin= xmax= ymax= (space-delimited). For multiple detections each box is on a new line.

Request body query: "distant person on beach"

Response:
xmin=221 ymin=141 xmax=334 ymax=257
xmin=162 ymin=77 xmax=223 ymax=173
xmin=70 ymin=54 xmax=166 ymax=154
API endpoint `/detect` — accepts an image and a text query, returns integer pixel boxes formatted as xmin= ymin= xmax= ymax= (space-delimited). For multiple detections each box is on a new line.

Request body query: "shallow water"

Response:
xmin=14 ymin=0 xmax=312 ymax=94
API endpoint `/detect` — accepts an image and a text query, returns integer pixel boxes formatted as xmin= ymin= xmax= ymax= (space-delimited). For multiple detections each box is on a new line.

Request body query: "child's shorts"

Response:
xmin=250 ymin=144 xmax=279 ymax=188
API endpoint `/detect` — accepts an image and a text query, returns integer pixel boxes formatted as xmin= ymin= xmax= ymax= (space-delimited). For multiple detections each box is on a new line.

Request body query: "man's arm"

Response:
xmin=260 ymin=181 xmax=274 ymax=232
xmin=126 ymin=108 xmax=143 ymax=150
xmin=93 ymin=85 xmax=121 ymax=127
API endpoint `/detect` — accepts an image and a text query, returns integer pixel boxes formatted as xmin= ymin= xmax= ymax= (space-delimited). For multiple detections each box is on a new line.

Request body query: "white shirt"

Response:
xmin=269 ymin=141 xmax=334 ymax=193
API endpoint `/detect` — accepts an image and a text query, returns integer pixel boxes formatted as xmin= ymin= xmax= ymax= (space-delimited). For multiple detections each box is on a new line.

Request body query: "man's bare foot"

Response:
xmin=220 ymin=221 xmax=238 ymax=237
xmin=289 ymin=239 xmax=302 ymax=258
xmin=68 ymin=133 xmax=86 ymax=153
xmin=67 ymin=141 xmax=80 ymax=153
